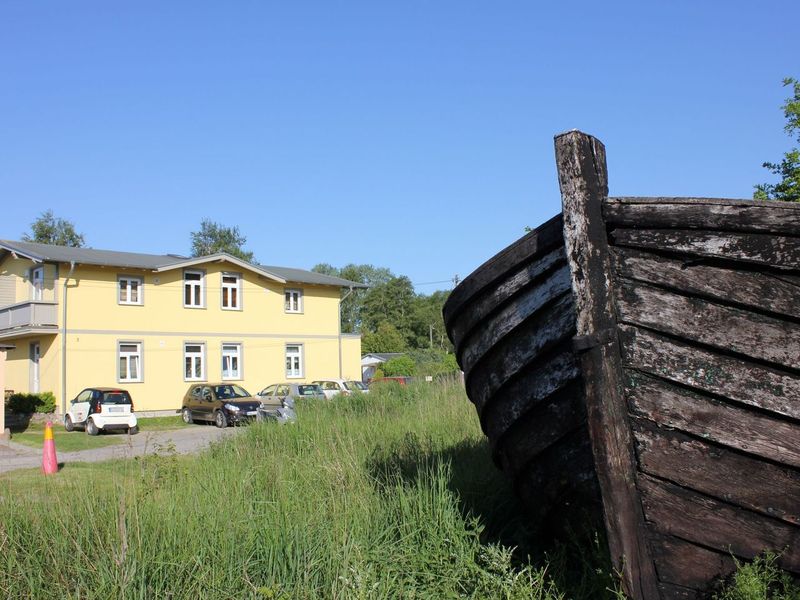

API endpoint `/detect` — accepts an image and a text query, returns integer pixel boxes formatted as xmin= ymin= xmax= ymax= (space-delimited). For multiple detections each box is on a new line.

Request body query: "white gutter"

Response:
xmin=337 ymin=286 xmax=355 ymax=379
xmin=61 ymin=261 xmax=75 ymax=415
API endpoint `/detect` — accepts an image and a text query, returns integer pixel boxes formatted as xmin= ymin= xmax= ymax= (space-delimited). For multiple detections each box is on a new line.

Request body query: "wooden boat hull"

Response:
xmin=443 ymin=131 xmax=800 ymax=599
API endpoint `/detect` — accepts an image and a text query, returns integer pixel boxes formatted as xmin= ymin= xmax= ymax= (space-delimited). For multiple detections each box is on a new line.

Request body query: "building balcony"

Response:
xmin=0 ymin=301 xmax=58 ymax=337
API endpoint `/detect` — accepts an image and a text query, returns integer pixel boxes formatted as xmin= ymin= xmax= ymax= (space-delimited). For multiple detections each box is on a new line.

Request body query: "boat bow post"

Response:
xmin=555 ymin=130 xmax=659 ymax=600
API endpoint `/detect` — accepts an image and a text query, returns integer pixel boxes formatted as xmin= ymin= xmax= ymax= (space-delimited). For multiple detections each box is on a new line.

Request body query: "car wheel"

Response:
xmin=128 ymin=425 xmax=139 ymax=435
xmin=182 ymin=407 xmax=193 ymax=424
xmin=214 ymin=410 xmax=228 ymax=429
xmin=64 ymin=415 xmax=74 ymax=432
xmin=86 ymin=418 xmax=99 ymax=436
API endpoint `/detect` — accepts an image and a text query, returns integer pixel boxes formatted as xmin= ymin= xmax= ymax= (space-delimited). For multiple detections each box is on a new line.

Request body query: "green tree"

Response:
xmin=23 ymin=210 xmax=85 ymax=247
xmin=755 ymin=77 xmax=800 ymax=202
xmin=190 ymin=219 xmax=254 ymax=261
xmin=312 ymin=263 xmax=393 ymax=333
xmin=362 ymin=276 xmax=416 ymax=337
xmin=361 ymin=321 xmax=407 ymax=353
xmin=408 ymin=290 xmax=452 ymax=351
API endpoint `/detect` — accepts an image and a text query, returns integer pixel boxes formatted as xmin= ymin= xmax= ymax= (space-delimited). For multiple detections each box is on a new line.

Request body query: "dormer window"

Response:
xmin=221 ymin=273 xmax=241 ymax=310
xmin=184 ymin=270 xmax=205 ymax=308
xmin=119 ymin=276 xmax=143 ymax=305
xmin=285 ymin=288 xmax=303 ymax=313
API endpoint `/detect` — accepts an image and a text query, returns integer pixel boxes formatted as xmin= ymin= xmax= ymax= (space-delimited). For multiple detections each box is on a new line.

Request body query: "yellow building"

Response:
xmin=0 ymin=240 xmax=364 ymax=414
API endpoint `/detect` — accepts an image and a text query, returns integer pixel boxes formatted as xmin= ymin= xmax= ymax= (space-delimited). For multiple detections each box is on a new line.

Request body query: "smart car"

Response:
xmin=64 ymin=387 xmax=138 ymax=435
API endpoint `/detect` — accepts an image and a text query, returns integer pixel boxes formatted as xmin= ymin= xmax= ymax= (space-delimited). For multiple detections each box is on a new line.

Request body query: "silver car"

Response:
xmin=256 ymin=383 xmax=325 ymax=417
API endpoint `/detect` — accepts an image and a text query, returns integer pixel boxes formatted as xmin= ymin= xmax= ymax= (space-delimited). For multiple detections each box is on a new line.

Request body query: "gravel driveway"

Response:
xmin=0 ymin=425 xmax=240 ymax=474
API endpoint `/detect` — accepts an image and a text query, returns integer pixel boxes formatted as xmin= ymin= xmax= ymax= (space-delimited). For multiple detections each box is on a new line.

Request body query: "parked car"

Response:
xmin=181 ymin=383 xmax=263 ymax=428
xmin=257 ymin=383 xmax=326 ymax=407
xmin=368 ymin=376 xmax=414 ymax=389
xmin=64 ymin=387 xmax=138 ymax=435
xmin=312 ymin=379 xmax=370 ymax=400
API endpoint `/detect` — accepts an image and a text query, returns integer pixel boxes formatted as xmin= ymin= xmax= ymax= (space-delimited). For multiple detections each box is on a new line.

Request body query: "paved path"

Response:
xmin=0 ymin=425 xmax=240 ymax=474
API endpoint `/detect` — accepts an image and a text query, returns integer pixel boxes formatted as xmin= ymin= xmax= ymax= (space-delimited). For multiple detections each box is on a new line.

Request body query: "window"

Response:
xmin=284 ymin=288 xmax=303 ymax=313
xmin=285 ymin=344 xmax=303 ymax=378
xmin=119 ymin=276 xmax=143 ymax=305
xmin=118 ymin=342 xmax=142 ymax=382
xmin=184 ymin=270 xmax=204 ymax=308
xmin=31 ymin=266 xmax=44 ymax=301
xmin=221 ymin=273 xmax=241 ymax=310
xmin=222 ymin=343 xmax=241 ymax=380
xmin=184 ymin=343 xmax=205 ymax=381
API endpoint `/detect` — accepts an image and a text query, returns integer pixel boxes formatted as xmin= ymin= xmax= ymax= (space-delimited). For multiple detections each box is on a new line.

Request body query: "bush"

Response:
xmin=7 ymin=391 xmax=57 ymax=414
xmin=409 ymin=349 xmax=460 ymax=377
xmin=382 ymin=355 xmax=417 ymax=376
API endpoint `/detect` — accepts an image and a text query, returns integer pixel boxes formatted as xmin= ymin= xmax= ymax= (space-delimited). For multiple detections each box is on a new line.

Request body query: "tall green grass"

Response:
xmin=0 ymin=382 xmax=619 ymax=599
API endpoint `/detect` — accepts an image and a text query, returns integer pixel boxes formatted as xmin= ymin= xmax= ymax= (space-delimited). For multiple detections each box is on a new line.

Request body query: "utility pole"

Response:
xmin=429 ymin=324 xmax=433 ymax=349
xmin=452 ymin=274 xmax=460 ymax=288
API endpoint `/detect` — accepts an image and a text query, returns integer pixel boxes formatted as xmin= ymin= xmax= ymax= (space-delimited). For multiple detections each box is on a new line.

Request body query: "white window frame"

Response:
xmin=183 ymin=270 xmax=205 ymax=309
xmin=118 ymin=276 xmax=143 ymax=305
xmin=31 ymin=266 xmax=44 ymax=301
xmin=118 ymin=341 xmax=143 ymax=383
xmin=221 ymin=343 xmax=242 ymax=380
xmin=221 ymin=273 xmax=241 ymax=310
xmin=284 ymin=288 xmax=303 ymax=314
xmin=184 ymin=342 xmax=206 ymax=381
xmin=285 ymin=344 xmax=303 ymax=379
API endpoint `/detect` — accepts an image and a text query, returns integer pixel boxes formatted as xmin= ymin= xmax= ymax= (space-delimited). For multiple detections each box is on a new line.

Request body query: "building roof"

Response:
xmin=0 ymin=239 xmax=367 ymax=289
xmin=361 ymin=352 xmax=405 ymax=363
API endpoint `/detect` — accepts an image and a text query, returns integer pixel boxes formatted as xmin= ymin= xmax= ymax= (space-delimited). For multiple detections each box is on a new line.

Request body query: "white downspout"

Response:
xmin=61 ymin=261 xmax=75 ymax=415
xmin=337 ymin=286 xmax=354 ymax=379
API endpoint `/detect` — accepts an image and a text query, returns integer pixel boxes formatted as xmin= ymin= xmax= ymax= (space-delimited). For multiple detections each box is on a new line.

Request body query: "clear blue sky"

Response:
xmin=1 ymin=1 xmax=797 ymax=292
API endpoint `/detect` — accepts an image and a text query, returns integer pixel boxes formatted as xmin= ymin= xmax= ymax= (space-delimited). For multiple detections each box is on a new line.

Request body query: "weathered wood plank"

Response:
xmin=605 ymin=197 xmax=800 ymax=235
xmin=613 ymin=247 xmax=800 ymax=320
xmin=492 ymin=381 xmax=585 ymax=476
xmin=459 ymin=265 xmax=572 ymax=372
xmin=481 ymin=350 xmax=580 ymax=439
xmin=443 ymin=213 xmax=564 ymax=330
xmin=627 ymin=374 xmax=800 ymax=468
xmin=649 ymin=534 xmax=735 ymax=592
xmin=465 ymin=293 xmax=575 ymax=414
xmin=620 ymin=325 xmax=800 ymax=420
xmin=447 ymin=246 xmax=567 ymax=350
xmin=657 ymin=582 xmax=703 ymax=600
xmin=611 ymin=228 xmax=800 ymax=269
xmin=639 ymin=475 xmax=800 ymax=573
xmin=633 ymin=421 xmax=800 ymax=524
xmin=556 ymin=130 xmax=659 ymax=600
xmin=515 ymin=426 xmax=601 ymax=530
xmin=617 ymin=281 xmax=800 ymax=371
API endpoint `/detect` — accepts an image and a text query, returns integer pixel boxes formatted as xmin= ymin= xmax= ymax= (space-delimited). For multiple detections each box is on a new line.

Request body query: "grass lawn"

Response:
xmin=1 ymin=382 xmax=792 ymax=599
xmin=9 ymin=415 xmax=186 ymax=452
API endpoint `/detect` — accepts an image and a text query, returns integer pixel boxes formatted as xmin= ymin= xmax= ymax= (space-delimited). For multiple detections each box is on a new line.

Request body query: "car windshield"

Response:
xmin=345 ymin=381 xmax=367 ymax=391
xmin=297 ymin=385 xmax=323 ymax=396
xmin=214 ymin=385 xmax=251 ymax=399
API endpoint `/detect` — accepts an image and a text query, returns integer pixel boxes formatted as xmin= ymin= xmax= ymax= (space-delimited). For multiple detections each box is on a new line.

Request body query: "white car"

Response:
xmin=64 ymin=387 xmax=138 ymax=435
xmin=312 ymin=379 xmax=370 ymax=400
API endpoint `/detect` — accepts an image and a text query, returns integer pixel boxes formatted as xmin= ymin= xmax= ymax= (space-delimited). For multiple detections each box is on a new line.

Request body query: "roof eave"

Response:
xmin=0 ymin=242 xmax=44 ymax=263
xmin=154 ymin=253 xmax=287 ymax=283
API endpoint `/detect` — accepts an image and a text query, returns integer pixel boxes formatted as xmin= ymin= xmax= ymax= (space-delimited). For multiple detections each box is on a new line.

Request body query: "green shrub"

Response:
xmin=713 ymin=552 xmax=800 ymax=600
xmin=7 ymin=391 xmax=57 ymax=414
xmin=408 ymin=349 xmax=460 ymax=377
xmin=382 ymin=355 xmax=417 ymax=376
